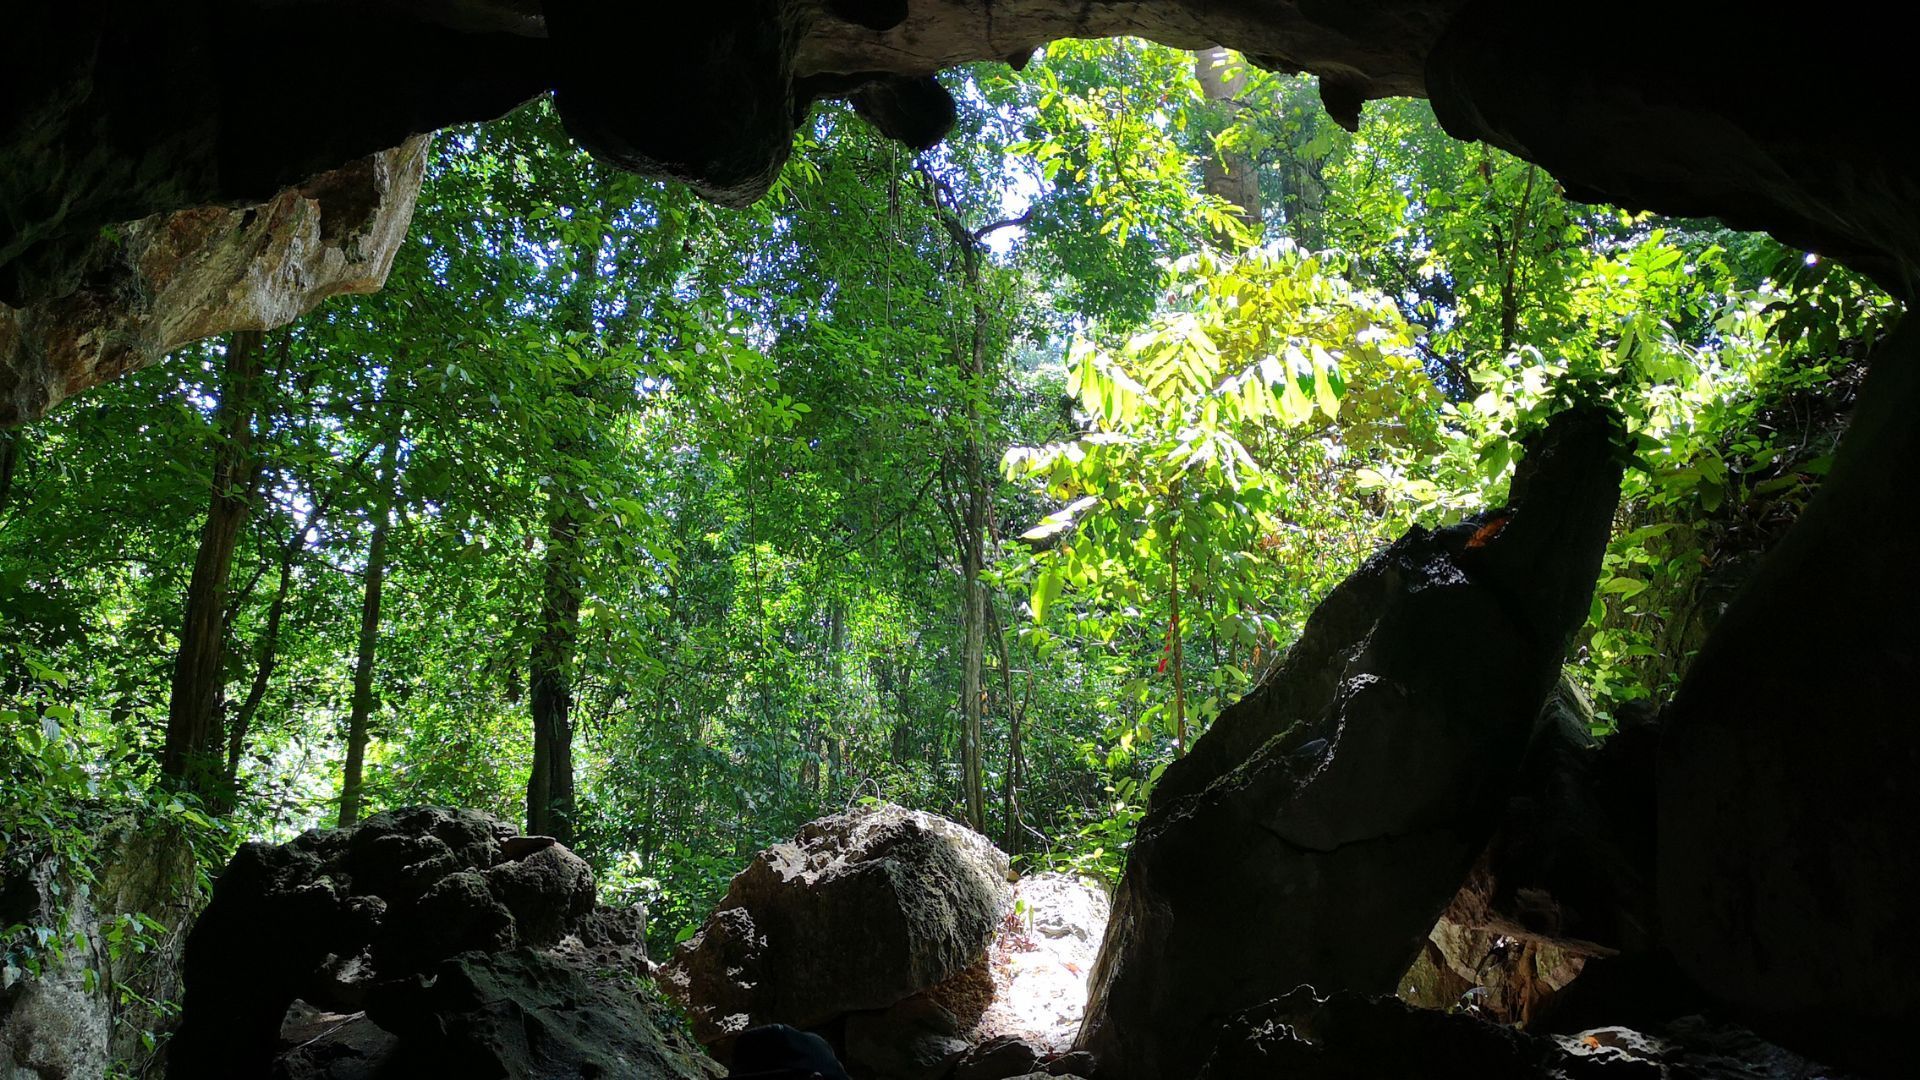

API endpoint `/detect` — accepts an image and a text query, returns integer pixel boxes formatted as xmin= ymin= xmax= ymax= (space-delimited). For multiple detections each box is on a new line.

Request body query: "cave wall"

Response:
xmin=1656 ymin=312 xmax=1920 ymax=1076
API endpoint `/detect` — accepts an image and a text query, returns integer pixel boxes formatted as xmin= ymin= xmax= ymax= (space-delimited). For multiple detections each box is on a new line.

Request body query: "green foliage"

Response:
xmin=2 ymin=654 xmax=226 ymax=1067
xmin=0 ymin=42 xmax=1898 ymax=992
xmin=1001 ymin=244 xmax=1428 ymax=761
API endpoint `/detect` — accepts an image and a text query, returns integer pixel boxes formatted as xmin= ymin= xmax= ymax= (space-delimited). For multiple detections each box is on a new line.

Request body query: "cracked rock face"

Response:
xmin=0 ymin=137 xmax=429 ymax=425
xmin=1077 ymin=409 xmax=1624 ymax=1080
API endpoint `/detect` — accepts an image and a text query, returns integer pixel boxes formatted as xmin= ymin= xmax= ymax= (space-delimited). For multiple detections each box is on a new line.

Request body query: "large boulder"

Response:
xmin=169 ymin=807 xmax=595 ymax=1078
xmin=1654 ymin=313 xmax=1920 ymax=1077
xmin=662 ymin=803 xmax=1012 ymax=1048
xmin=1078 ymin=408 xmax=1624 ymax=1079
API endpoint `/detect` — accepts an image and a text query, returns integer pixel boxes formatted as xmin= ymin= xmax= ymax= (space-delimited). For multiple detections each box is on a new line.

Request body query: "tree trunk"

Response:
xmin=162 ymin=329 xmax=265 ymax=792
xmin=338 ymin=416 xmax=403 ymax=826
xmin=960 ymin=245 xmax=992 ymax=836
xmin=1195 ymin=46 xmax=1262 ymax=240
xmin=226 ymin=555 xmax=291 ymax=784
xmin=961 ymin=490 xmax=987 ymax=832
xmin=0 ymin=430 xmax=17 ymax=517
xmin=225 ymin=465 xmax=355 ymax=782
xmin=1499 ymin=164 xmax=1540 ymax=355
xmin=991 ymin=602 xmax=1029 ymax=855
xmin=1169 ymin=519 xmax=1188 ymax=756
xmin=527 ymin=501 xmax=581 ymax=843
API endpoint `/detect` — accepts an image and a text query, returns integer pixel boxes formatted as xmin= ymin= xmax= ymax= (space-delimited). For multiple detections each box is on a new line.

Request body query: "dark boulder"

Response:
xmin=1079 ymin=409 xmax=1625 ymax=1079
xmin=662 ymin=803 xmax=1011 ymax=1047
xmin=271 ymin=1004 xmax=397 ymax=1080
xmin=170 ymin=807 xmax=595 ymax=1077
xmin=1197 ymin=987 xmax=1572 ymax=1080
xmin=1195 ymin=987 xmax=1862 ymax=1080
xmin=1397 ymin=679 xmax=1661 ymax=1028
xmin=367 ymin=948 xmax=716 ymax=1079
xmin=954 ymin=1034 xmax=1043 ymax=1080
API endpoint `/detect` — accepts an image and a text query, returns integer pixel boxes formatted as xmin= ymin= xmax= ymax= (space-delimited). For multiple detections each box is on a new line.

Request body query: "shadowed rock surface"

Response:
xmin=1194 ymin=987 xmax=1862 ymax=1079
xmin=662 ymin=802 xmax=1012 ymax=1049
xmin=1078 ymin=408 xmax=1625 ymax=1079
xmin=1656 ymin=313 xmax=1920 ymax=1077
xmin=170 ymin=807 xmax=597 ymax=1077
xmin=367 ymin=948 xmax=717 ymax=1079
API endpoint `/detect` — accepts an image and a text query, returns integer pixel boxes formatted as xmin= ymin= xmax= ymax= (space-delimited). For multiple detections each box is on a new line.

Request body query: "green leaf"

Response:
xmin=1311 ymin=355 xmax=1341 ymax=418
xmin=1031 ymin=569 xmax=1065 ymax=624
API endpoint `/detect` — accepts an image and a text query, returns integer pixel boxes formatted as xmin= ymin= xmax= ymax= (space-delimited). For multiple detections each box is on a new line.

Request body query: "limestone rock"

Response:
xmin=1196 ymin=988 xmax=1863 ymax=1079
xmin=1197 ymin=987 xmax=1571 ymax=1079
xmin=843 ymin=997 xmax=971 ymax=1080
xmin=11 ymin=1 xmax=1916 ymax=340
xmin=0 ymin=137 xmax=428 ymax=424
xmin=661 ymin=802 xmax=1011 ymax=1046
xmin=170 ymin=806 xmax=595 ymax=1077
xmin=366 ymin=948 xmax=720 ymax=1079
xmin=271 ymin=1005 xmax=398 ymax=1080
xmin=0 ymin=816 xmax=198 ymax=1079
xmin=1045 ymin=1051 xmax=1098 ymax=1077
xmin=1656 ymin=315 xmax=1920 ymax=1077
xmin=1078 ymin=409 xmax=1624 ymax=1080
xmin=971 ymin=874 xmax=1108 ymax=1056
xmin=953 ymin=1034 xmax=1042 ymax=1080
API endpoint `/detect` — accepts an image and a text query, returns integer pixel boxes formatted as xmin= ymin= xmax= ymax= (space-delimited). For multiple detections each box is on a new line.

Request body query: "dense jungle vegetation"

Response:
xmin=2 ymin=39 xmax=1896 ymax=976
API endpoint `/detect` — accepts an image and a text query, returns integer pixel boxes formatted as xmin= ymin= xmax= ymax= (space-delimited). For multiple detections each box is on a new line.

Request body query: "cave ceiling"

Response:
xmin=1 ymin=1 xmax=1913 ymax=424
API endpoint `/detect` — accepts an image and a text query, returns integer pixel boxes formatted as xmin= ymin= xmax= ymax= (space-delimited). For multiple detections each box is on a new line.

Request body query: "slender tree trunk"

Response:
xmin=1169 ymin=521 xmax=1188 ymax=756
xmin=524 ymin=219 xmax=605 ymax=847
xmin=826 ymin=596 xmax=846 ymax=798
xmin=917 ymin=166 xmax=1012 ymax=835
xmin=990 ymin=603 xmax=1029 ymax=855
xmin=162 ymin=329 xmax=265 ymax=791
xmin=528 ymin=501 xmax=581 ymax=843
xmin=960 ymin=249 xmax=992 ymax=836
xmin=1195 ymin=46 xmax=1262 ymax=240
xmin=224 ymin=441 xmax=367 ymax=782
xmin=338 ymin=419 xmax=403 ymax=826
xmin=226 ymin=557 xmax=287 ymax=782
xmin=0 ymin=430 xmax=18 ymax=517
xmin=961 ymin=493 xmax=987 ymax=832
xmin=1499 ymin=164 xmax=1539 ymax=355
